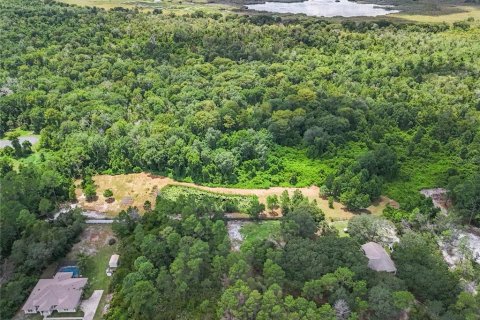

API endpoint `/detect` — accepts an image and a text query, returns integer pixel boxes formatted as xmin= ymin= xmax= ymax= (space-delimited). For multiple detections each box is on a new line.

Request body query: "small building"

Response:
xmin=106 ymin=254 xmax=119 ymax=276
xmin=361 ymin=242 xmax=397 ymax=274
xmin=22 ymin=272 xmax=87 ymax=317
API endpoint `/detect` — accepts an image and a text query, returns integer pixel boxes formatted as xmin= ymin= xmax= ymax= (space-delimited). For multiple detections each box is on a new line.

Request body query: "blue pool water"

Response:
xmin=58 ymin=266 xmax=80 ymax=277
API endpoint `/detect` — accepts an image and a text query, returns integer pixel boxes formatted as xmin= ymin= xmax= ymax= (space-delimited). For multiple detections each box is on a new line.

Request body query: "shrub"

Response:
xmin=103 ymin=189 xmax=113 ymax=198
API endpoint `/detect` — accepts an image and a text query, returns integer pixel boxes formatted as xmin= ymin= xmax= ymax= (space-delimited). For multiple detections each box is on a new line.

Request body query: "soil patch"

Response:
xmin=68 ymin=225 xmax=115 ymax=258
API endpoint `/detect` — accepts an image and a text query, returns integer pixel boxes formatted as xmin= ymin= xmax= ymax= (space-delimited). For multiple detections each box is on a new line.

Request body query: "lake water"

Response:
xmin=246 ymin=0 xmax=399 ymax=17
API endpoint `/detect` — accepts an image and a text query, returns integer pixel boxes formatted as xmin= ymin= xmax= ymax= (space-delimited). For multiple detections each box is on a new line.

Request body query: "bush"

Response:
xmin=84 ymin=184 xmax=97 ymax=201
xmin=103 ymin=189 xmax=113 ymax=198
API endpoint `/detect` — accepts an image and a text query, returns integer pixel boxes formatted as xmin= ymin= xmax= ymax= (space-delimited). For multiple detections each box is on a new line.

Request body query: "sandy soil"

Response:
xmin=68 ymin=225 xmax=115 ymax=257
xmin=75 ymin=172 xmax=396 ymax=221
xmin=420 ymin=188 xmax=451 ymax=214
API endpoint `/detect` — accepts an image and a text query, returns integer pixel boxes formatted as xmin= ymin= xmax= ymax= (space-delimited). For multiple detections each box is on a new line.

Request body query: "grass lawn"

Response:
xmin=81 ymin=244 xmax=117 ymax=299
xmin=49 ymin=310 xmax=85 ymax=317
xmin=81 ymin=244 xmax=117 ymax=320
xmin=331 ymin=220 xmax=349 ymax=237
xmin=21 ymin=315 xmax=44 ymax=320
xmin=62 ymin=225 xmax=117 ymax=320
xmin=240 ymin=221 xmax=281 ymax=249
xmin=58 ymin=0 xmax=137 ymax=9
xmin=394 ymin=5 xmax=480 ymax=24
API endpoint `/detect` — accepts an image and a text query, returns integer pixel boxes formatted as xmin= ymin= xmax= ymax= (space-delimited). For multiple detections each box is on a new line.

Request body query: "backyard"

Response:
xmin=66 ymin=225 xmax=118 ymax=320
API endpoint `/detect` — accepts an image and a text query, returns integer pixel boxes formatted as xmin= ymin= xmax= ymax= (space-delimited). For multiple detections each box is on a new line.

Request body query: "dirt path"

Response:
xmin=75 ymin=172 xmax=395 ymax=221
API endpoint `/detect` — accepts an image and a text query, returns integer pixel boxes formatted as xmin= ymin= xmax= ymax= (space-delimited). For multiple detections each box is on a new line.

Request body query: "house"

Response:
xmin=106 ymin=254 xmax=119 ymax=276
xmin=22 ymin=272 xmax=87 ymax=317
xmin=361 ymin=242 xmax=397 ymax=274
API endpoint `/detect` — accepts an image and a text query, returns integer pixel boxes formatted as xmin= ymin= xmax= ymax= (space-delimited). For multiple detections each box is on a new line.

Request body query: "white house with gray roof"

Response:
xmin=22 ymin=272 xmax=87 ymax=317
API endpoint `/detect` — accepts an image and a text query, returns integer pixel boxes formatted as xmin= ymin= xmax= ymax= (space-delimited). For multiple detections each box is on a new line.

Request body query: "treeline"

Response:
xmin=0 ymin=161 xmax=85 ymax=319
xmin=105 ymin=189 xmax=479 ymax=319
xmin=0 ymin=164 xmax=74 ymax=258
xmin=0 ymin=0 xmax=479 ymax=209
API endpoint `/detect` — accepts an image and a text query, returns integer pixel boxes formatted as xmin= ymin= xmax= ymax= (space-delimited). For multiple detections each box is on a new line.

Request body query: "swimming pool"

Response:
xmin=58 ymin=266 xmax=80 ymax=277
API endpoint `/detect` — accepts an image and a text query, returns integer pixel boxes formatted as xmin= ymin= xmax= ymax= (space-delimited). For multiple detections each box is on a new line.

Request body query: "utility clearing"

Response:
xmin=75 ymin=172 xmax=396 ymax=220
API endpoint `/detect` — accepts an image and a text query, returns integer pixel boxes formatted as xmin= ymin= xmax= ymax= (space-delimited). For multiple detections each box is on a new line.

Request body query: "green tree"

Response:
xmin=84 ymin=184 xmax=96 ymax=201
xmin=392 ymin=232 xmax=460 ymax=306
xmin=266 ymin=194 xmax=279 ymax=212
xmin=263 ymin=259 xmax=285 ymax=288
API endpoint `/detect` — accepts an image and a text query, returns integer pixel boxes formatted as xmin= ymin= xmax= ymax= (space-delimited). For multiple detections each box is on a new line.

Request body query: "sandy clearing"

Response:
xmin=75 ymin=172 xmax=395 ymax=221
xmin=68 ymin=225 xmax=115 ymax=257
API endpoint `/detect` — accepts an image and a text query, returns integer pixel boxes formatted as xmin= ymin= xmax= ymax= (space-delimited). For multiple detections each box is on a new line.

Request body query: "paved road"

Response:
xmin=81 ymin=290 xmax=104 ymax=320
xmin=85 ymin=219 xmax=113 ymax=224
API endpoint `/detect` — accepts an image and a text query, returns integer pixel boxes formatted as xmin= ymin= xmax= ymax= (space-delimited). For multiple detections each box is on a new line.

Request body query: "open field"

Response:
xmin=58 ymin=0 xmax=138 ymax=9
xmin=161 ymin=185 xmax=258 ymax=213
xmin=58 ymin=0 xmax=233 ymax=14
xmin=394 ymin=5 xmax=480 ymax=23
xmin=75 ymin=172 xmax=396 ymax=220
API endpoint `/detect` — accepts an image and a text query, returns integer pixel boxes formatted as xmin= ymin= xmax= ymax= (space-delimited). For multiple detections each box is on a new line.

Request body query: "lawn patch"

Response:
xmin=240 ymin=221 xmax=281 ymax=249
xmin=331 ymin=220 xmax=349 ymax=237
xmin=160 ymin=185 xmax=257 ymax=214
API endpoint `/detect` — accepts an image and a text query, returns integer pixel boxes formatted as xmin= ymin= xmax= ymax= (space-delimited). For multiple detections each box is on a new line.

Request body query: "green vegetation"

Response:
xmin=50 ymin=310 xmax=85 ymax=317
xmin=103 ymin=189 xmax=114 ymax=198
xmin=385 ymin=154 xmax=476 ymax=206
xmin=239 ymin=221 xmax=281 ymax=248
xmin=79 ymin=244 xmax=117 ymax=298
xmin=160 ymin=185 xmax=260 ymax=214
xmin=331 ymin=220 xmax=349 ymax=237
xmin=1 ymin=0 xmax=480 ymax=318
xmin=1 ymin=0 xmax=479 ymax=214
xmin=105 ymin=186 xmax=479 ymax=319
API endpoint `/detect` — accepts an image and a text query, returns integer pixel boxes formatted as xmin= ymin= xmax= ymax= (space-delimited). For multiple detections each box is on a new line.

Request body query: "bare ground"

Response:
xmin=68 ymin=225 xmax=115 ymax=258
xmin=75 ymin=172 xmax=396 ymax=221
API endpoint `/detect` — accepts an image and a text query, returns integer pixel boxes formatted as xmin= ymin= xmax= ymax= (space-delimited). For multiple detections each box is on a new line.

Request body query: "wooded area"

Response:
xmin=0 ymin=0 xmax=479 ymax=318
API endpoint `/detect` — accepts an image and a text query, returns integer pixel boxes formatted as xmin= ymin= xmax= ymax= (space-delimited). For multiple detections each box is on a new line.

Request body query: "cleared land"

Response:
xmin=394 ymin=5 xmax=480 ymax=23
xmin=58 ymin=0 xmax=137 ymax=9
xmin=75 ymin=172 xmax=396 ymax=220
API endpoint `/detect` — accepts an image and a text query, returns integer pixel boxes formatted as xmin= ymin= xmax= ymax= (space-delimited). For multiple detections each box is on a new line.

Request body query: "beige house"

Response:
xmin=22 ymin=272 xmax=87 ymax=317
xmin=361 ymin=242 xmax=397 ymax=273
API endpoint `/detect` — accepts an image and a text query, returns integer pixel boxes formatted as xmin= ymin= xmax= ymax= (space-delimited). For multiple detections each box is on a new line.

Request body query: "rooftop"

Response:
xmin=361 ymin=242 xmax=397 ymax=273
xmin=22 ymin=272 xmax=87 ymax=313
xmin=109 ymin=254 xmax=119 ymax=267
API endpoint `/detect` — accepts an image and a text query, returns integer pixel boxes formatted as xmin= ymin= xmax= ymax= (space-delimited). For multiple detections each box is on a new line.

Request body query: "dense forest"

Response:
xmin=104 ymin=190 xmax=479 ymax=319
xmin=0 ymin=0 xmax=479 ymax=318
xmin=0 ymin=164 xmax=84 ymax=318
xmin=1 ymin=0 xmax=479 ymax=203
